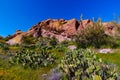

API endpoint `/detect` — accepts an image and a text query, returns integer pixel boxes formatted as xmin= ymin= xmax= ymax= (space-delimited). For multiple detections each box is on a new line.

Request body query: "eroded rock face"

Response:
xmin=77 ymin=19 xmax=94 ymax=31
xmin=62 ymin=19 xmax=79 ymax=36
xmin=6 ymin=18 xmax=116 ymax=45
xmin=6 ymin=34 xmax=23 ymax=45
xmin=103 ymin=22 xmax=116 ymax=36
xmin=7 ymin=18 xmax=81 ymax=45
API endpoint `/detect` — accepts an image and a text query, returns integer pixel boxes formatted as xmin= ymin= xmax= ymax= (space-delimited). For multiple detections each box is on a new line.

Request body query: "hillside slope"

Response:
xmin=6 ymin=19 xmax=117 ymax=45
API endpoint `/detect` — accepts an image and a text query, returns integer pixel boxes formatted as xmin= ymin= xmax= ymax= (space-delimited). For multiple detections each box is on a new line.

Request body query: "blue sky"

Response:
xmin=0 ymin=0 xmax=120 ymax=37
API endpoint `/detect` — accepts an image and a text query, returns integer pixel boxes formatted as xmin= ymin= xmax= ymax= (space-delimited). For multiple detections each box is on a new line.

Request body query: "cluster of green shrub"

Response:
xmin=35 ymin=37 xmax=70 ymax=53
xmin=73 ymin=20 xmax=118 ymax=48
xmin=9 ymin=48 xmax=57 ymax=69
xmin=0 ymin=42 xmax=9 ymax=54
xmin=0 ymin=18 xmax=120 ymax=79
xmin=9 ymin=47 xmax=119 ymax=79
xmin=4 ymin=25 xmax=120 ymax=79
xmin=21 ymin=35 xmax=36 ymax=45
xmin=9 ymin=37 xmax=68 ymax=69
xmin=58 ymin=49 xmax=118 ymax=80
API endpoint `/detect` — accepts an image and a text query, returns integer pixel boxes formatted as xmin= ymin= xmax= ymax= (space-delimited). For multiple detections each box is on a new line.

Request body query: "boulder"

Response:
xmin=68 ymin=45 xmax=76 ymax=50
xmin=98 ymin=49 xmax=113 ymax=54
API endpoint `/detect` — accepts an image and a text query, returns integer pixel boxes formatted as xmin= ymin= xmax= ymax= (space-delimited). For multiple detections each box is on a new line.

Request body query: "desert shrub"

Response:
xmin=114 ymin=38 xmax=120 ymax=48
xmin=49 ymin=37 xmax=58 ymax=48
xmin=36 ymin=37 xmax=68 ymax=52
xmin=36 ymin=37 xmax=49 ymax=48
xmin=9 ymin=48 xmax=57 ymax=69
xmin=58 ymin=49 xmax=119 ymax=80
xmin=74 ymin=20 xmax=115 ymax=48
xmin=0 ymin=36 xmax=6 ymax=43
xmin=36 ymin=37 xmax=58 ymax=49
xmin=60 ymin=40 xmax=69 ymax=47
xmin=20 ymin=44 xmax=37 ymax=50
xmin=21 ymin=35 xmax=36 ymax=45
xmin=0 ymin=42 xmax=9 ymax=52
xmin=55 ymin=44 xmax=66 ymax=52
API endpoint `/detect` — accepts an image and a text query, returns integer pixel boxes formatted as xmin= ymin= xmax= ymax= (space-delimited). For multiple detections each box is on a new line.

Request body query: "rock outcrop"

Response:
xmin=6 ymin=18 xmax=117 ymax=45
xmin=103 ymin=22 xmax=116 ymax=36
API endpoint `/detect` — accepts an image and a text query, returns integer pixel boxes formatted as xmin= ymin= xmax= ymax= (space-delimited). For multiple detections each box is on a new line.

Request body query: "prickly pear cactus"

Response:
xmin=58 ymin=49 xmax=119 ymax=80
xmin=9 ymin=48 xmax=57 ymax=69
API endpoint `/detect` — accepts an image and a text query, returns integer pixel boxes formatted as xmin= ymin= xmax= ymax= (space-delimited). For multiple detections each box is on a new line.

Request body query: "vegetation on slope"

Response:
xmin=0 ymin=18 xmax=120 ymax=80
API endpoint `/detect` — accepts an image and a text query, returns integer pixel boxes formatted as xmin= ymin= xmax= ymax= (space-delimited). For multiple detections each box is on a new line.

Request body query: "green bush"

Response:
xmin=49 ymin=37 xmax=58 ymax=48
xmin=20 ymin=44 xmax=36 ymax=50
xmin=58 ymin=49 xmax=119 ymax=80
xmin=0 ymin=42 xmax=9 ymax=52
xmin=0 ymin=36 xmax=6 ymax=43
xmin=60 ymin=40 xmax=69 ymax=47
xmin=21 ymin=35 xmax=36 ymax=45
xmin=74 ymin=20 xmax=115 ymax=48
xmin=9 ymin=48 xmax=57 ymax=69
xmin=36 ymin=37 xmax=59 ymax=50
